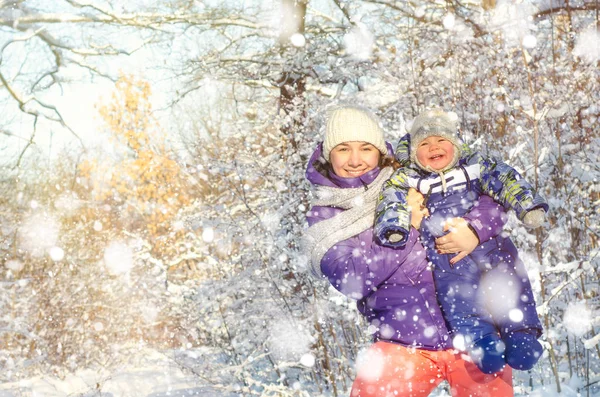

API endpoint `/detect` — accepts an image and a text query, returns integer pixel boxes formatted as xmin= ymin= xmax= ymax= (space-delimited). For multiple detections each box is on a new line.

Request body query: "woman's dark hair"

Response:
xmin=313 ymin=154 xmax=400 ymax=176
xmin=382 ymin=155 xmax=402 ymax=170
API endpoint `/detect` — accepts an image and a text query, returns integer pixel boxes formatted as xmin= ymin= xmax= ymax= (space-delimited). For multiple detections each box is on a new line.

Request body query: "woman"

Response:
xmin=303 ymin=105 xmax=513 ymax=396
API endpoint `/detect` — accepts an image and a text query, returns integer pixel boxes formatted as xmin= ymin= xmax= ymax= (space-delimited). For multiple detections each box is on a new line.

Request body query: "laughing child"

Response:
xmin=375 ymin=109 xmax=548 ymax=374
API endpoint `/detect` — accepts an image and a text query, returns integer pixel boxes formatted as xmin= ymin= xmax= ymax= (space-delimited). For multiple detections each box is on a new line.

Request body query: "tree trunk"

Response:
xmin=278 ymin=0 xmax=308 ymax=152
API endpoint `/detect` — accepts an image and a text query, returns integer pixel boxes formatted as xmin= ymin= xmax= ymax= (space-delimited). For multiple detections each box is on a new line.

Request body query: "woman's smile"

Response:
xmin=330 ymin=141 xmax=381 ymax=178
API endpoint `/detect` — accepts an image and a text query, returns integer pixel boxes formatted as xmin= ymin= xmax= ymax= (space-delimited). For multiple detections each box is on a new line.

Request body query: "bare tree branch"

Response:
xmin=0 ymin=12 xmax=267 ymax=30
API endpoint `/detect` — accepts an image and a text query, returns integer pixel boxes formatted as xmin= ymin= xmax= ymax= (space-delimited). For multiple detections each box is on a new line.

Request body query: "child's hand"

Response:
xmin=435 ymin=217 xmax=479 ymax=265
xmin=407 ymin=188 xmax=429 ymax=229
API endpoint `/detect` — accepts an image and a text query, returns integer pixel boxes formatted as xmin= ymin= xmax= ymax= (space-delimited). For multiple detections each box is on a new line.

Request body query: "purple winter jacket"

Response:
xmin=305 ymin=143 xmax=507 ymax=350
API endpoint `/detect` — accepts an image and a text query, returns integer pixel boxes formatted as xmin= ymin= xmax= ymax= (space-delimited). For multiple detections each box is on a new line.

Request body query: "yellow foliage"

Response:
xmin=98 ymin=75 xmax=152 ymax=152
xmin=78 ymin=74 xmax=190 ymax=254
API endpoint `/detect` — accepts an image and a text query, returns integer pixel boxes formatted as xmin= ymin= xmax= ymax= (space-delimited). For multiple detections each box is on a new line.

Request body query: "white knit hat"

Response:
xmin=409 ymin=109 xmax=461 ymax=171
xmin=323 ymin=105 xmax=388 ymax=160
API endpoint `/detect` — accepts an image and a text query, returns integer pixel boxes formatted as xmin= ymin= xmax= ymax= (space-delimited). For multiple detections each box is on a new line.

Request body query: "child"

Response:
xmin=374 ymin=108 xmax=548 ymax=374
xmin=303 ymin=105 xmax=514 ymax=395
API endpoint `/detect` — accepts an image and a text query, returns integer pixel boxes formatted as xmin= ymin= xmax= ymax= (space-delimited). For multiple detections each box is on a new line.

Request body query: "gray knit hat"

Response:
xmin=323 ymin=105 xmax=388 ymax=161
xmin=409 ymin=109 xmax=461 ymax=171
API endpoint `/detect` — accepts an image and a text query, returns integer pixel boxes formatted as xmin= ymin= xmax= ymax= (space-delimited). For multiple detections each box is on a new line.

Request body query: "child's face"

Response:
xmin=330 ymin=141 xmax=381 ymax=178
xmin=415 ymin=136 xmax=455 ymax=170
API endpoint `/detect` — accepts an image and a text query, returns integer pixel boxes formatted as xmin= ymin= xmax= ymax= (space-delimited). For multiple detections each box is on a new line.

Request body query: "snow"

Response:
xmin=267 ymin=321 xmax=313 ymax=361
xmin=18 ymin=212 xmax=60 ymax=258
xmin=103 ymin=241 xmax=134 ymax=276
xmin=522 ymin=34 xmax=537 ymax=49
xmin=299 ymin=353 xmax=315 ymax=368
xmin=573 ymin=28 xmax=600 ymax=64
xmin=442 ymin=13 xmax=455 ymax=30
xmin=479 ymin=270 xmax=521 ymax=319
xmin=343 ymin=24 xmax=374 ymax=60
xmin=290 ymin=33 xmax=306 ymax=48
xmin=1 ymin=1 xmax=599 ymax=396
xmin=201 ymin=227 xmax=214 ymax=243
xmin=563 ymin=301 xmax=593 ymax=337
xmin=49 ymin=246 xmax=65 ymax=261
xmin=4 ymin=260 xmax=24 ymax=272
xmin=354 ymin=347 xmax=386 ymax=382
xmin=0 ymin=348 xmax=232 ymax=397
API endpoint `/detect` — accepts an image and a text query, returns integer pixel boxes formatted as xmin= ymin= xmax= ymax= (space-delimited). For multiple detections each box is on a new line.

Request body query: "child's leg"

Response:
xmin=479 ymin=237 xmax=543 ymax=370
xmin=421 ymin=215 xmax=505 ymax=374
xmin=444 ymin=350 xmax=514 ymax=397
xmin=432 ymin=256 xmax=506 ymax=374
xmin=350 ymin=341 xmax=444 ymax=397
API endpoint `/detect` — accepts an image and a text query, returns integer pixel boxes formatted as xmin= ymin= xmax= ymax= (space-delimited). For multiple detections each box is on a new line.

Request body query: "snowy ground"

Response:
xmin=0 ymin=348 xmax=237 ymax=397
xmin=0 ymin=348 xmax=596 ymax=396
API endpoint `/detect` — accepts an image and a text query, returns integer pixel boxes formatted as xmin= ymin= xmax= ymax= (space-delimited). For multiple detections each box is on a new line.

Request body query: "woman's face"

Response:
xmin=330 ymin=141 xmax=381 ymax=178
xmin=415 ymin=136 xmax=455 ymax=170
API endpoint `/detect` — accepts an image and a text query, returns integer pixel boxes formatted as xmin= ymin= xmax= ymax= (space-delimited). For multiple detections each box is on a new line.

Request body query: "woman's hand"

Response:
xmin=407 ymin=188 xmax=429 ymax=229
xmin=435 ymin=217 xmax=479 ymax=265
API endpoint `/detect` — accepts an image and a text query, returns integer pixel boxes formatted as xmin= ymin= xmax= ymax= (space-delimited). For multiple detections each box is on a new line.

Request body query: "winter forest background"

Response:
xmin=0 ymin=0 xmax=598 ymax=396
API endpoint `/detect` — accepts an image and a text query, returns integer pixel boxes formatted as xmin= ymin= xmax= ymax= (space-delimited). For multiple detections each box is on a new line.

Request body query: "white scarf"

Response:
xmin=302 ymin=167 xmax=394 ymax=277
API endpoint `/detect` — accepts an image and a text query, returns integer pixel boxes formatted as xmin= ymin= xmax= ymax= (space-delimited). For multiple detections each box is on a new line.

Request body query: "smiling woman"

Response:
xmin=317 ymin=105 xmax=391 ymax=179
xmin=329 ymin=142 xmax=381 ymax=178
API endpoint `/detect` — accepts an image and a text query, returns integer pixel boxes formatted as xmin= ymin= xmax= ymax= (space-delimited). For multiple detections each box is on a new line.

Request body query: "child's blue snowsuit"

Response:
xmin=375 ymin=134 xmax=547 ymax=373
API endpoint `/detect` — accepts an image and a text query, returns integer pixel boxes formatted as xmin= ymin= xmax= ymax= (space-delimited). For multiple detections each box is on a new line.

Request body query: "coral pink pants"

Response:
xmin=351 ymin=341 xmax=513 ymax=397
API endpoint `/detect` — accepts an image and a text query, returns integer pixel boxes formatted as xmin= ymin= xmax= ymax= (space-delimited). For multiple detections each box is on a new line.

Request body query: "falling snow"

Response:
xmin=18 ymin=212 xmax=60 ymax=258
xmin=343 ymin=24 xmax=374 ymax=60
xmin=573 ymin=27 xmax=600 ymax=64
xmin=103 ymin=241 xmax=134 ymax=276
xmin=0 ymin=1 xmax=598 ymax=396
xmin=563 ymin=301 xmax=593 ymax=337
